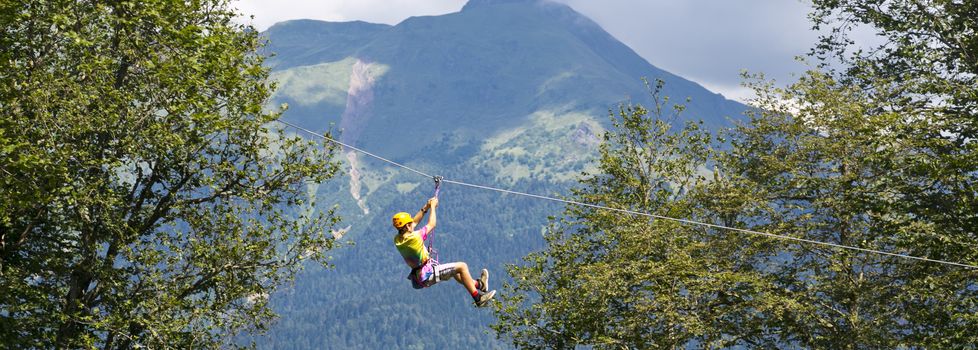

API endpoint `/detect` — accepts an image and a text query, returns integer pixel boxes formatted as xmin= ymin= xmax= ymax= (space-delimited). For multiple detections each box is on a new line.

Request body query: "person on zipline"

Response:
xmin=393 ymin=197 xmax=496 ymax=307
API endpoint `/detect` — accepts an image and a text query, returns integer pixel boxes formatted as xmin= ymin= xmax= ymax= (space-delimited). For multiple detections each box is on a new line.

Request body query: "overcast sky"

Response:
xmin=233 ymin=0 xmax=823 ymax=102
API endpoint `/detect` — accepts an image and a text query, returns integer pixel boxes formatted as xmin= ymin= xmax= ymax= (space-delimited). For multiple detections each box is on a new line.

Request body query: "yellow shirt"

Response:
xmin=393 ymin=226 xmax=429 ymax=269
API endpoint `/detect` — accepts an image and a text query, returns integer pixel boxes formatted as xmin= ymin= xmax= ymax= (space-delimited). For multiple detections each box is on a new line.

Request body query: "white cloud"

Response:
xmin=698 ymin=82 xmax=756 ymax=104
xmin=552 ymin=0 xmax=819 ymax=101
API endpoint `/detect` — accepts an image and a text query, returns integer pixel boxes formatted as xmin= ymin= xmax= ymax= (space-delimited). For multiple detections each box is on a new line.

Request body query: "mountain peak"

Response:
xmin=461 ymin=0 xmax=541 ymax=11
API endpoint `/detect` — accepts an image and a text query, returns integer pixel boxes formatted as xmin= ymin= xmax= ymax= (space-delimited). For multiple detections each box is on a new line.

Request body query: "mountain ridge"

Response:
xmin=264 ymin=0 xmax=745 ymax=159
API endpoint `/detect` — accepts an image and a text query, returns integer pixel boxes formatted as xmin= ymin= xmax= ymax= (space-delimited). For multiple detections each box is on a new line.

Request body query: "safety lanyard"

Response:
xmin=427 ymin=176 xmax=442 ymax=263
xmin=425 ymin=176 xmax=443 ymax=283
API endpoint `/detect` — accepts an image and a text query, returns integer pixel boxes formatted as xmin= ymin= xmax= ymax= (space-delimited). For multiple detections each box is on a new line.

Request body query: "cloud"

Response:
xmin=552 ymin=0 xmax=819 ymax=101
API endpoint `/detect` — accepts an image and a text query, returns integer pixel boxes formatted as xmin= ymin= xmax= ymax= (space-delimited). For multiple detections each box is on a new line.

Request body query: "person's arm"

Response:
xmin=424 ymin=197 xmax=438 ymax=233
xmin=412 ymin=202 xmax=428 ymax=225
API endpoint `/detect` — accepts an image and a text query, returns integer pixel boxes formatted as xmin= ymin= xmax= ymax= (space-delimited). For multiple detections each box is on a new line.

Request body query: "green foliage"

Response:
xmin=728 ymin=70 xmax=978 ymax=348
xmin=807 ymin=0 xmax=978 ymax=257
xmin=0 ymin=0 xmax=341 ymax=348
xmin=809 ymin=1 xmax=978 ymax=179
xmin=493 ymin=68 xmax=978 ymax=348
xmin=811 ymin=0 xmax=978 ymax=127
xmin=492 ymin=82 xmax=786 ymax=349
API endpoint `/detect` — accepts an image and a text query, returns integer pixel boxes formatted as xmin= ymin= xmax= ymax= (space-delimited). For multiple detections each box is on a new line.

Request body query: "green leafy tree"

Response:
xmin=492 ymin=82 xmax=792 ymax=349
xmin=493 ymin=76 xmax=978 ymax=349
xmin=724 ymin=70 xmax=978 ymax=348
xmin=780 ymin=1 xmax=978 ymax=346
xmin=809 ymin=1 xmax=978 ymax=259
xmin=0 ymin=0 xmax=340 ymax=348
xmin=811 ymin=0 xmax=977 ymax=130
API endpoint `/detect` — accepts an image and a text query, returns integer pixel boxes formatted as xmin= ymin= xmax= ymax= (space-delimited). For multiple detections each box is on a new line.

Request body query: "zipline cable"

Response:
xmin=277 ymin=120 xmax=434 ymax=179
xmin=277 ymin=119 xmax=978 ymax=270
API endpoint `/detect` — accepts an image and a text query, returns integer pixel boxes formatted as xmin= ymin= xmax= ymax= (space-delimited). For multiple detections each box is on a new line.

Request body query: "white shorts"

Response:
xmin=420 ymin=262 xmax=461 ymax=287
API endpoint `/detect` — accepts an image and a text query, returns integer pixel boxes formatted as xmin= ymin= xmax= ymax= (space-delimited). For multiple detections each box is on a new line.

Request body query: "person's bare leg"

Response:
xmin=451 ymin=262 xmax=478 ymax=294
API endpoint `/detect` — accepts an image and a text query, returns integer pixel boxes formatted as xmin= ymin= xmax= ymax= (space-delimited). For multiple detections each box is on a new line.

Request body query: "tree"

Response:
xmin=0 ymin=0 xmax=341 ymax=348
xmin=722 ymin=70 xmax=978 ymax=348
xmin=811 ymin=0 xmax=977 ymax=133
xmin=492 ymin=82 xmax=792 ymax=349
xmin=809 ymin=1 xmax=978 ymax=250
xmin=807 ymin=0 xmax=978 ymax=267
xmin=493 ymin=76 xmax=978 ymax=349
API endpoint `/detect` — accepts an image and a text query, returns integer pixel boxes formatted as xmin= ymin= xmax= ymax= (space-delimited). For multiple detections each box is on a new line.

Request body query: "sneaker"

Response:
xmin=478 ymin=269 xmax=489 ymax=293
xmin=474 ymin=290 xmax=496 ymax=308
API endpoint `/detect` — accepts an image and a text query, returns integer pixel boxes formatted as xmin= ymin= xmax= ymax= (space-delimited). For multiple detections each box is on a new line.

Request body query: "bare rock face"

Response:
xmin=341 ymin=59 xmax=380 ymax=215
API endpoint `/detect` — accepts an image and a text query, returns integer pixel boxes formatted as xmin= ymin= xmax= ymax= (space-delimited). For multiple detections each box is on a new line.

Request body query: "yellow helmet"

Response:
xmin=392 ymin=212 xmax=413 ymax=229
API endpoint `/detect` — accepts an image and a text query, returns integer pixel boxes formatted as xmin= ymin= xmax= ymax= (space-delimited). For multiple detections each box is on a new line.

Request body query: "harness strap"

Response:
xmin=428 ymin=176 xmax=443 ymax=262
xmin=431 ymin=259 xmax=440 ymax=283
xmin=433 ymin=175 xmax=442 ymax=197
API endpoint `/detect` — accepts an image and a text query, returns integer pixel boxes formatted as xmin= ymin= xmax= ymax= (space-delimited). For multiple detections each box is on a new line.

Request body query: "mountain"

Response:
xmin=263 ymin=0 xmax=744 ymax=159
xmin=250 ymin=0 xmax=749 ymax=348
